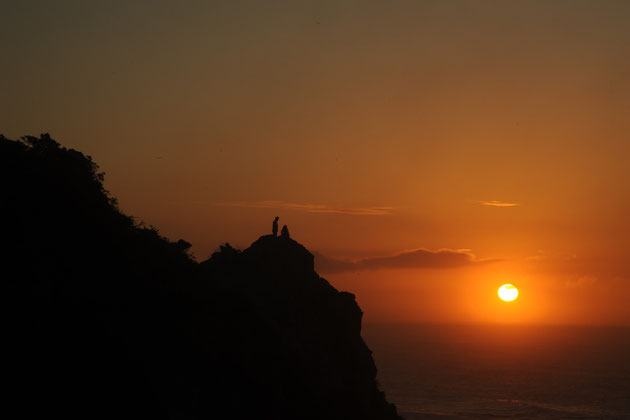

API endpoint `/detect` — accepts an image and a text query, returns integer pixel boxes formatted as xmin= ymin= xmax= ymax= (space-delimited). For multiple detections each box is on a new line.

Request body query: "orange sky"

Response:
xmin=2 ymin=1 xmax=630 ymax=325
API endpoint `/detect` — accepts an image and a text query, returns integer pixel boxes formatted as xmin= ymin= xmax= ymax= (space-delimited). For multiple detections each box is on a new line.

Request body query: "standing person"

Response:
xmin=272 ymin=217 xmax=279 ymax=236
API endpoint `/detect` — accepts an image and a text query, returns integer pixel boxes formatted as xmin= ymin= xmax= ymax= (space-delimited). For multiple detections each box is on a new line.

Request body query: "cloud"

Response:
xmin=480 ymin=200 xmax=520 ymax=207
xmin=314 ymin=248 xmax=498 ymax=273
xmin=564 ymin=275 xmax=597 ymax=289
xmin=218 ymin=200 xmax=393 ymax=216
xmin=524 ymin=251 xmax=630 ymax=287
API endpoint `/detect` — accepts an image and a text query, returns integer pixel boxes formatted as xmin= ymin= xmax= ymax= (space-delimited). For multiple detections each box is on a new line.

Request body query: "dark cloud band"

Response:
xmin=315 ymin=248 xmax=498 ymax=273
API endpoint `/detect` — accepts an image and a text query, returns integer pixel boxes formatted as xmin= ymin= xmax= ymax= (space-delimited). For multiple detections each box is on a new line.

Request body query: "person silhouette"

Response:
xmin=272 ymin=217 xmax=279 ymax=236
xmin=280 ymin=224 xmax=290 ymax=238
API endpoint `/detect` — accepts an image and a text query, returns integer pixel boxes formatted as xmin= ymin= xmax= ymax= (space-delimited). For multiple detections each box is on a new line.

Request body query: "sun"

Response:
xmin=498 ymin=284 xmax=518 ymax=302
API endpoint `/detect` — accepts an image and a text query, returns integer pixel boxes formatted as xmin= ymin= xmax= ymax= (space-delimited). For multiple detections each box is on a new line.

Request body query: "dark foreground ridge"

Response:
xmin=2 ymin=134 xmax=401 ymax=420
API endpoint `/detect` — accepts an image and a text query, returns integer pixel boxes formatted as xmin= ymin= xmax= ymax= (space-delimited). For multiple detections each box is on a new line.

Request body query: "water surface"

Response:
xmin=364 ymin=324 xmax=630 ymax=419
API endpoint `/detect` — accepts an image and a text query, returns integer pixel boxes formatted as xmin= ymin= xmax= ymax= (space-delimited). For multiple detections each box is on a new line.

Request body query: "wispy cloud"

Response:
xmin=524 ymin=251 xmax=630 ymax=287
xmin=480 ymin=200 xmax=520 ymax=207
xmin=218 ymin=200 xmax=394 ymax=216
xmin=314 ymin=248 xmax=499 ymax=273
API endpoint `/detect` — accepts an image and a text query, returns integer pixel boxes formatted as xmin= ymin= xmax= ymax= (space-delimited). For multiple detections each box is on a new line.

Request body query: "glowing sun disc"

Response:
xmin=498 ymin=284 xmax=518 ymax=302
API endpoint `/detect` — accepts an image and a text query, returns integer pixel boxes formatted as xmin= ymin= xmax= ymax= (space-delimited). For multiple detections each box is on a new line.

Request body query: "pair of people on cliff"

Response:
xmin=272 ymin=216 xmax=290 ymax=238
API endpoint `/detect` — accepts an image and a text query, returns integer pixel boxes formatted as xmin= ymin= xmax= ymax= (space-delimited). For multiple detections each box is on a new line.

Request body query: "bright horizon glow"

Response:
xmin=498 ymin=284 xmax=519 ymax=302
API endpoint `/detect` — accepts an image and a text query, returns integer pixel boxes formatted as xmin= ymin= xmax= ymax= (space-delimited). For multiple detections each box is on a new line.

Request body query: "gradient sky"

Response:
xmin=3 ymin=0 xmax=630 ymax=325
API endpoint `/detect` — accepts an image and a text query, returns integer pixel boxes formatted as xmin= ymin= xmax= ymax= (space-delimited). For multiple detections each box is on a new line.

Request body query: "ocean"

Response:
xmin=363 ymin=324 xmax=630 ymax=419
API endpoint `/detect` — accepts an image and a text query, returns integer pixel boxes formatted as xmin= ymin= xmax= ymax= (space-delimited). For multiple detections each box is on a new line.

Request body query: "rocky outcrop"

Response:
xmin=201 ymin=234 xmax=400 ymax=419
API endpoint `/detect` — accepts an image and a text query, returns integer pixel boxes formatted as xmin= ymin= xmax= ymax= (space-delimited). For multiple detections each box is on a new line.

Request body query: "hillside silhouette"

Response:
xmin=1 ymin=134 xmax=401 ymax=420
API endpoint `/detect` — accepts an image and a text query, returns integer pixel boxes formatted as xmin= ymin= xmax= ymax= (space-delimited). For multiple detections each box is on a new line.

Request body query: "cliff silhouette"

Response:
xmin=1 ymin=134 xmax=401 ymax=420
